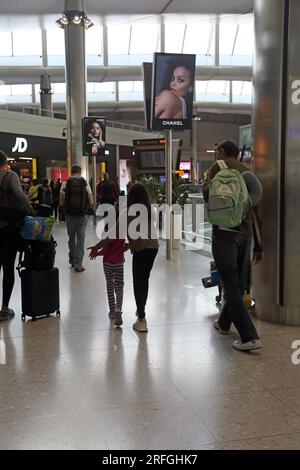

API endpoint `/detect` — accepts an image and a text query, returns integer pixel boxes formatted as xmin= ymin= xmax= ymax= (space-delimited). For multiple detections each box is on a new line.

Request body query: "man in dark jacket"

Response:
xmin=96 ymin=173 xmax=119 ymax=206
xmin=203 ymin=140 xmax=263 ymax=351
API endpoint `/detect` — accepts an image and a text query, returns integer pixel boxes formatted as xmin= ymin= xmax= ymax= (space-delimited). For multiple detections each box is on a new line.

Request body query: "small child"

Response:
xmin=96 ymin=236 xmax=128 ymax=326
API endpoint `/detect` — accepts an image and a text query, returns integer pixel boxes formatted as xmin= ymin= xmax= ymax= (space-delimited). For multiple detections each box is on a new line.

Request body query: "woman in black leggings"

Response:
xmin=0 ymin=226 xmax=20 ymax=320
xmin=0 ymin=151 xmax=32 ymax=321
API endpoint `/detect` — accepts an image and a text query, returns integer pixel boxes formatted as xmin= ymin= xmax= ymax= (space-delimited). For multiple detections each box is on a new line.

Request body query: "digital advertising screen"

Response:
xmin=82 ymin=116 xmax=106 ymax=156
xmin=151 ymin=52 xmax=196 ymax=131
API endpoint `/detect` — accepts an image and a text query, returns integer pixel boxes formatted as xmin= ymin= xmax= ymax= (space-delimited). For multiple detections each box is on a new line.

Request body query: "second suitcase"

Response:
xmin=20 ymin=268 xmax=60 ymax=321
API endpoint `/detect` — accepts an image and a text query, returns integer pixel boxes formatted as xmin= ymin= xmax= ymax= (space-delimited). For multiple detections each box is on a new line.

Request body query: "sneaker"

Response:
xmin=1 ymin=307 xmax=15 ymax=318
xmin=74 ymin=265 xmax=85 ymax=272
xmin=214 ymin=320 xmax=230 ymax=334
xmin=108 ymin=311 xmax=115 ymax=320
xmin=114 ymin=311 xmax=123 ymax=327
xmin=133 ymin=318 xmax=148 ymax=333
xmin=232 ymin=339 xmax=262 ymax=351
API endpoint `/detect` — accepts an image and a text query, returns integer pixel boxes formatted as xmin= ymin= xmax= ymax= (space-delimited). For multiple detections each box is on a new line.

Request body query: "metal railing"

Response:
xmin=0 ymin=103 xmax=66 ymax=119
xmin=0 ymin=103 xmax=153 ymax=133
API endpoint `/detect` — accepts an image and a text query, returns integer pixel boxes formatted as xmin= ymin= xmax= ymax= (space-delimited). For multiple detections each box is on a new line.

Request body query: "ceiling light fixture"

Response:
xmin=56 ymin=10 xmax=94 ymax=29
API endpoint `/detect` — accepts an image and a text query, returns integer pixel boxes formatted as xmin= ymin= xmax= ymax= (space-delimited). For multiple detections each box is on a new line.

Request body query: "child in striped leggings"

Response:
xmin=97 ymin=238 xmax=128 ymax=326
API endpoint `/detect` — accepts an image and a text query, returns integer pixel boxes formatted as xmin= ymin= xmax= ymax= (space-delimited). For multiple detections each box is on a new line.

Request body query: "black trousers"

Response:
xmin=212 ymin=227 xmax=259 ymax=343
xmin=0 ymin=225 xmax=20 ymax=307
xmin=132 ymin=248 xmax=158 ymax=319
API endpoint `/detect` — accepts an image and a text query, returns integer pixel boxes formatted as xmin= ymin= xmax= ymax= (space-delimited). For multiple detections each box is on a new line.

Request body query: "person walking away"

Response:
xmin=203 ymin=140 xmax=263 ymax=351
xmin=96 ymin=173 xmax=119 ymax=206
xmin=88 ymin=183 xmax=159 ymax=333
xmin=59 ymin=165 xmax=93 ymax=272
xmin=94 ymin=230 xmax=128 ymax=327
xmin=0 ymin=151 xmax=32 ymax=321
xmin=52 ymin=178 xmax=62 ymax=221
xmin=38 ymin=178 xmax=53 ymax=207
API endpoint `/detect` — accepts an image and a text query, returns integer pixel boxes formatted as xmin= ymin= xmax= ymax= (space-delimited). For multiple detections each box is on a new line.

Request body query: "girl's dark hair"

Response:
xmin=0 ymin=150 xmax=7 ymax=166
xmin=217 ymin=140 xmax=240 ymax=159
xmin=42 ymin=177 xmax=49 ymax=186
xmin=127 ymin=183 xmax=151 ymax=216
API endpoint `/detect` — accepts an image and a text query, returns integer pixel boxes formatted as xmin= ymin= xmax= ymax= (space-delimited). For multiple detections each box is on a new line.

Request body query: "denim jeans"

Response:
xmin=212 ymin=227 xmax=259 ymax=343
xmin=65 ymin=215 xmax=88 ymax=267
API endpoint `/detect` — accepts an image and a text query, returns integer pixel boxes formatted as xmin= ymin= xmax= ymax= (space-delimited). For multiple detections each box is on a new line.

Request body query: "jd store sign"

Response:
xmin=12 ymin=137 xmax=28 ymax=153
xmin=0 ymin=131 xmax=66 ymax=158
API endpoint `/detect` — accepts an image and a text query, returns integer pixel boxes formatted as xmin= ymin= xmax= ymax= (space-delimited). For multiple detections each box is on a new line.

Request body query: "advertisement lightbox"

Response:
xmin=82 ymin=117 xmax=106 ymax=156
xmin=151 ymin=52 xmax=196 ymax=131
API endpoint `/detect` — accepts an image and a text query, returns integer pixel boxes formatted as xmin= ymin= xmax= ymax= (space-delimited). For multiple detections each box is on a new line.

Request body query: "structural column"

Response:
xmin=57 ymin=0 xmax=93 ymax=178
xmin=40 ymin=74 xmax=53 ymax=117
xmin=253 ymin=0 xmax=300 ymax=325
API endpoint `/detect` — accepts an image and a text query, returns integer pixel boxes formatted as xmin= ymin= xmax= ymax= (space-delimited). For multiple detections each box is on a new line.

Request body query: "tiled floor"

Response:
xmin=1 ymin=220 xmax=300 ymax=450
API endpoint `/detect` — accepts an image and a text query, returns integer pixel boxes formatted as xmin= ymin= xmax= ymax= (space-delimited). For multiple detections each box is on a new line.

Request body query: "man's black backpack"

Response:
xmin=64 ymin=177 xmax=88 ymax=216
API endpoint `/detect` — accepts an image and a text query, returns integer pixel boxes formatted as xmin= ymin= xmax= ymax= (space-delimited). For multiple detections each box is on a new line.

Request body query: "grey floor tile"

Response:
xmin=188 ymin=391 xmax=300 ymax=442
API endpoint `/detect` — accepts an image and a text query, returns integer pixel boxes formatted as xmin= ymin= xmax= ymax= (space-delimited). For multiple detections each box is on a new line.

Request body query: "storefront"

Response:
xmin=0 ymin=131 xmax=67 ymax=182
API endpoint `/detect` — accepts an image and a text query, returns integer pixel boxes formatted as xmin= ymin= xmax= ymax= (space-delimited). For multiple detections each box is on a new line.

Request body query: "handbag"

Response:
xmin=0 ymin=172 xmax=31 ymax=222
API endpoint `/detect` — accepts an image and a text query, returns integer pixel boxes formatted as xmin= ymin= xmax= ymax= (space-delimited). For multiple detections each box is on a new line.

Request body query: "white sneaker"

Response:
xmin=232 ymin=339 xmax=262 ymax=351
xmin=214 ymin=320 xmax=231 ymax=334
xmin=114 ymin=311 xmax=123 ymax=327
xmin=133 ymin=318 xmax=148 ymax=332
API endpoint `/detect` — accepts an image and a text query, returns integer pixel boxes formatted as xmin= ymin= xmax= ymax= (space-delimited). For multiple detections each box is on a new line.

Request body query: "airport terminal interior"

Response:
xmin=1 ymin=0 xmax=300 ymax=451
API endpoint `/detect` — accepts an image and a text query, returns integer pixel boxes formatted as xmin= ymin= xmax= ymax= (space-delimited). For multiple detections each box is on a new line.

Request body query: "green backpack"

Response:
xmin=207 ymin=160 xmax=251 ymax=228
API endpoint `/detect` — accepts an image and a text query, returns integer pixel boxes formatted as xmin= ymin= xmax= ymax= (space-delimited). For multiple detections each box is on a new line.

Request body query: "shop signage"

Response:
xmin=12 ymin=137 xmax=28 ymax=153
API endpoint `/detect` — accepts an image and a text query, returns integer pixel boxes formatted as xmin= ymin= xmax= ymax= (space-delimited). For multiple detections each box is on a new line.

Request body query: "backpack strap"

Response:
xmin=217 ymin=160 xmax=228 ymax=170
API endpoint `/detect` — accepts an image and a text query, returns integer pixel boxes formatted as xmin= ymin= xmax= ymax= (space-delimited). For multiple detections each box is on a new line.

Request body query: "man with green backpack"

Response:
xmin=203 ymin=140 xmax=263 ymax=351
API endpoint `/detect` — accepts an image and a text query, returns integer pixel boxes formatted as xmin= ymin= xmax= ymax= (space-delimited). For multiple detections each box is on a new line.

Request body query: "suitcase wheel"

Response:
xmin=21 ymin=314 xmax=26 ymax=321
xmin=215 ymin=295 xmax=222 ymax=303
xmin=56 ymin=310 xmax=61 ymax=318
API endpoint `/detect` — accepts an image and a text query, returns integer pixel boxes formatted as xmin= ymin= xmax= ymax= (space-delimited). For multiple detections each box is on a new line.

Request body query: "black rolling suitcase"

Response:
xmin=17 ymin=237 xmax=60 ymax=321
xmin=20 ymin=268 xmax=60 ymax=321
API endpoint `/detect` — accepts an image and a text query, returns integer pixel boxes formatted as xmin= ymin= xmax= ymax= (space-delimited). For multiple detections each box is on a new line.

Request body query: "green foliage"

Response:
xmin=171 ymin=175 xmax=190 ymax=207
xmin=138 ymin=174 xmax=189 ymax=207
xmin=138 ymin=175 xmax=165 ymax=204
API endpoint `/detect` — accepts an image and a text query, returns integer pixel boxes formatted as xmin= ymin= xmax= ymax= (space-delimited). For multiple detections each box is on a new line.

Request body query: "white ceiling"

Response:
xmin=0 ymin=0 xmax=253 ymax=16
xmin=0 ymin=0 xmax=253 ymax=32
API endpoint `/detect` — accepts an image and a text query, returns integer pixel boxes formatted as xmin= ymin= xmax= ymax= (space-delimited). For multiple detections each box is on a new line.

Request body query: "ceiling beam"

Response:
xmin=0 ymin=65 xmax=252 ymax=85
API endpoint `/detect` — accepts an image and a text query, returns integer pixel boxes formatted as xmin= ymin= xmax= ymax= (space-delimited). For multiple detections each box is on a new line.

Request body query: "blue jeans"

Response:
xmin=65 ymin=215 xmax=88 ymax=267
xmin=212 ymin=227 xmax=259 ymax=343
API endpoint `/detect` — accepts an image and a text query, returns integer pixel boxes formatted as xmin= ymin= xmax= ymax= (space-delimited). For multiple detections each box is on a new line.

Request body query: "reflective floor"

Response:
xmin=1 ymin=220 xmax=300 ymax=450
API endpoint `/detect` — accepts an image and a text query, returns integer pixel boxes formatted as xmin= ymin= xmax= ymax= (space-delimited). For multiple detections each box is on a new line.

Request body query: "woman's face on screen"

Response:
xmin=90 ymin=122 xmax=102 ymax=139
xmin=169 ymin=66 xmax=192 ymax=98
